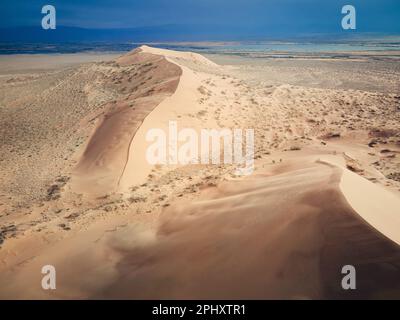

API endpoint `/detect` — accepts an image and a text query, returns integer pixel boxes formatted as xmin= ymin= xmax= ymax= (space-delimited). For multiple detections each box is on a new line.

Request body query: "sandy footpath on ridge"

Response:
xmin=119 ymin=45 xmax=221 ymax=189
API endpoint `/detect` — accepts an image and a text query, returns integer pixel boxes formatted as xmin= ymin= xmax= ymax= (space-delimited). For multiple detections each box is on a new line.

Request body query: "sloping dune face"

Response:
xmin=1 ymin=161 xmax=399 ymax=299
xmin=97 ymin=161 xmax=400 ymax=299
xmin=71 ymin=48 xmax=182 ymax=196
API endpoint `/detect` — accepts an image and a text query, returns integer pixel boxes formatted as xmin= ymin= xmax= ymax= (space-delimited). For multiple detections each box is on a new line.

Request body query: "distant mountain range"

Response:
xmin=0 ymin=25 xmax=185 ymax=43
xmin=1 ymin=25 xmax=389 ymax=43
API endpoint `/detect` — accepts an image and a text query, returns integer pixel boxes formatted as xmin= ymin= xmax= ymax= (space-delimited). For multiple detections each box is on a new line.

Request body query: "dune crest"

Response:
xmin=139 ymin=45 xmax=219 ymax=67
xmin=340 ymin=164 xmax=400 ymax=245
xmin=70 ymin=45 xmax=220 ymax=197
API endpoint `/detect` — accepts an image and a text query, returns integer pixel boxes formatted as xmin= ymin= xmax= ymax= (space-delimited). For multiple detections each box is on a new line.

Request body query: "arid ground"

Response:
xmin=0 ymin=46 xmax=399 ymax=299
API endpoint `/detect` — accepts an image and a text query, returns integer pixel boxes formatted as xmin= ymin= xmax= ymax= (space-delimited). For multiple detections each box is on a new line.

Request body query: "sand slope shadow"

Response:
xmin=97 ymin=161 xmax=400 ymax=299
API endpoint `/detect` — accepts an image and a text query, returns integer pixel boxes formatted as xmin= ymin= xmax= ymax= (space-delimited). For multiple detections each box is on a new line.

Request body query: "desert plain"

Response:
xmin=0 ymin=45 xmax=400 ymax=299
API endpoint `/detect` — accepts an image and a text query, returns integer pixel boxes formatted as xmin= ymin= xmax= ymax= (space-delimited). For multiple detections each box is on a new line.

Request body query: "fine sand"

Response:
xmin=0 ymin=46 xmax=399 ymax=299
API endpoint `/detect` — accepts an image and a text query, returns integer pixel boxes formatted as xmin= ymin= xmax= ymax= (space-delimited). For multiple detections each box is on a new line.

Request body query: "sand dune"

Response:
xmin=71 ymin=47 xmax=182 ymax=197
xmin=1 ymin=158 xmax=399 ymax=299
xmin=0 ymin=46 xmax=399 ymax=299
xmin=97 ymin=160 xmax=400 ymax=299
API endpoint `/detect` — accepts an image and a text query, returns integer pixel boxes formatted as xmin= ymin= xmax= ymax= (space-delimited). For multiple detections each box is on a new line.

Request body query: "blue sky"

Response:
xmin=1 ymin=0 xmax=399 ymax=34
